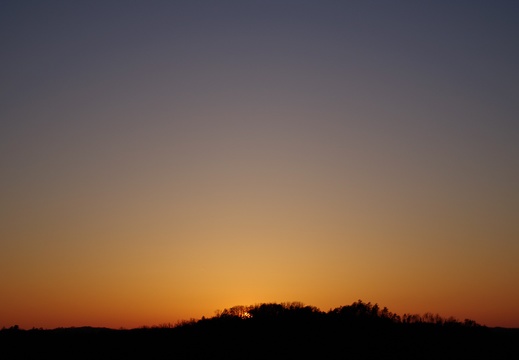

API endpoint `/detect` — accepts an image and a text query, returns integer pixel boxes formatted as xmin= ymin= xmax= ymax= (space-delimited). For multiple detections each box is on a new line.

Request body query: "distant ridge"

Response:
xmin=2 ymin=300 xmax=518 ymax=359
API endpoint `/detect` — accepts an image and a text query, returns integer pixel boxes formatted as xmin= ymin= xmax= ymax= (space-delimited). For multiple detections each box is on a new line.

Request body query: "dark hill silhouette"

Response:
xmin=2 ymin=300 xmax=518 ymax=359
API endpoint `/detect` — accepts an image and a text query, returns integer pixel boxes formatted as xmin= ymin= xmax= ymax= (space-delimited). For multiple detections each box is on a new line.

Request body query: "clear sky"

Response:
xmin=1 ymin=0 xmax=518 ymax=329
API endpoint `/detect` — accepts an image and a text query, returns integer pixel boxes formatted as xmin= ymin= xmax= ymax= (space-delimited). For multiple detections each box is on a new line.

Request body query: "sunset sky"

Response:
xmin=1 ymin=1 xmax=518 ymax=330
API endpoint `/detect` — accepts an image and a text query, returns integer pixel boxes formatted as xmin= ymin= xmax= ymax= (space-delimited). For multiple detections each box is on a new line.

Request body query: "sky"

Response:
xmin=1 ymin=0 xmax=518 ymax=329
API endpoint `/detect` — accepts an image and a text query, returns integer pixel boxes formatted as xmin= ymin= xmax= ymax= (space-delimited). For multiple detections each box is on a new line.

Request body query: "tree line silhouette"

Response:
xmin=2 ymin=300 xmax=518 ymax=359
xmin=209 ymin=300 xmax=480 ymax=327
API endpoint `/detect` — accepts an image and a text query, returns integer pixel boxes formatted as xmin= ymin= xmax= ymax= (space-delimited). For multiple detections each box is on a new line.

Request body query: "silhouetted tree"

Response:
xmin=3 ymin=300 xmax=516 ymax=360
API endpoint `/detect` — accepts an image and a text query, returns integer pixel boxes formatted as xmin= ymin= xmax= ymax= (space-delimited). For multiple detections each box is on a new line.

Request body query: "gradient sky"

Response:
xmin=1 ymin=0 xmax=518 ymax=329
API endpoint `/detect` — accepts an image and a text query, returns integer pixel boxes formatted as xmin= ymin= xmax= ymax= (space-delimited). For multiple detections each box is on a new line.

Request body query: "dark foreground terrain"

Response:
xmin=2 ymin=301 xmax=518 ymax=359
